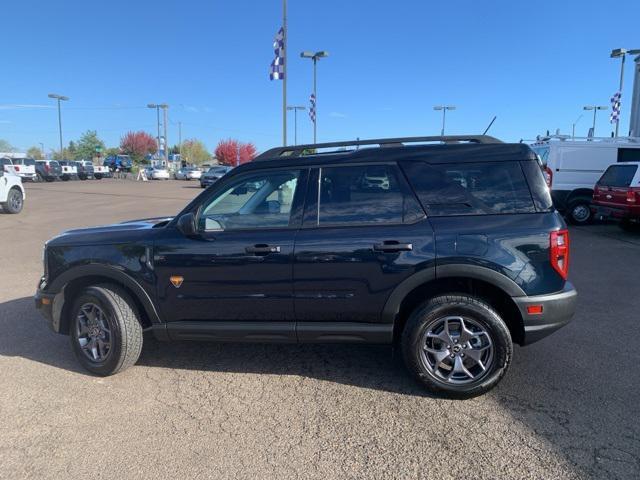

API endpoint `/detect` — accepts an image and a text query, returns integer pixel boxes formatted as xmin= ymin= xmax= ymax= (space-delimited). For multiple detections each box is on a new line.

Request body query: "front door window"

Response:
xmin=199 ymin=170 xmax=300 ymax=231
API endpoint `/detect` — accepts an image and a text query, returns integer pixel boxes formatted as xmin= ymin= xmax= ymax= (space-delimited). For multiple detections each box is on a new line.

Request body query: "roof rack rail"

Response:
xmin=255 ymin=135 xmax=502 ymax=160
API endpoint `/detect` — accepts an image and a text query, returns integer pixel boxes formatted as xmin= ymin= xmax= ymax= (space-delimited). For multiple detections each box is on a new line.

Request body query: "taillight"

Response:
xmin=543 ymin=166 xmax=553 ymax=187
xmin=627 ymin=188 xmax=640 ymax=203
xmin=14 ymin=166 xmax=20 ymax=172
xmin=550 ymin=229 xmax=570 ymax=280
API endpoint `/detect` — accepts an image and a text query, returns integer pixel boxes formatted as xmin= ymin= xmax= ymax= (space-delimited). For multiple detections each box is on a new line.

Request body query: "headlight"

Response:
xmin=42 ymin=244 xmax=49 ymax=280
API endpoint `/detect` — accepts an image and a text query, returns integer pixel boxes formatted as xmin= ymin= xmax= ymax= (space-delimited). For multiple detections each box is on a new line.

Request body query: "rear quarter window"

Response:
xmin=401 ymin=160 xmax=536 ymax=216
xmin=598 ymin=164 xmax=638 ymax=187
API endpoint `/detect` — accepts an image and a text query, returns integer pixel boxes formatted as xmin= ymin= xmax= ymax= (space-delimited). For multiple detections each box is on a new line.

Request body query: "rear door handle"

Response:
xmin=373 ymin=241 xmax=413 ymax=252
xmin=246 ymin=244 xmax=281 ymax=255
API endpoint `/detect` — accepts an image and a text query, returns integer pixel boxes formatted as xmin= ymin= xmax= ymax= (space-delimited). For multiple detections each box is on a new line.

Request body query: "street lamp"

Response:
xmin=286 ymin=105 xmax=306 ymax=145
xmin=433 ymin=105 xmax=456 ymax=136
xmin=610 ymin=48 xmax=640 ymax=137
xmin=148 ymin=103 xmax=169 ymax=163
xmin=300 ymin=50 xmax=329 ymax=143
xmin=583 ymin=105 xmax=608 ymax=137
xmin=48 ymin=93 xmax=69 ymax=157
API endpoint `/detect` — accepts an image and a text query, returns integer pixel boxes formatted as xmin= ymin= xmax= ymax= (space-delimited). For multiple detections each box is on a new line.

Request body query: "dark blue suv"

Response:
xmin=35 ymin=136 xmax=577 ymax=397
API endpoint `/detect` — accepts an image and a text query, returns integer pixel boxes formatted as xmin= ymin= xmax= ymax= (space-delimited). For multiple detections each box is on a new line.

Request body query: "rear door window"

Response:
xmin=314 ymin=164 xmax=424 ymax=226
xmin=597 ymin=164 xmax=638 ymax=187
xmin=401 ymin=161 xmax=536 ymax=216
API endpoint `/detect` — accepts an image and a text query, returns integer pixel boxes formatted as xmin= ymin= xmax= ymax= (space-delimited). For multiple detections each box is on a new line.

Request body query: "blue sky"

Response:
xmin=1 ymin=0 xmax=640 ymax=154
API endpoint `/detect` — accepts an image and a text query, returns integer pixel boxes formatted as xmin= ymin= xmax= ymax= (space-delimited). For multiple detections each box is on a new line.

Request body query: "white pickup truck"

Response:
xmin=58 ymin=161 xmax=79 ymax=181
xmin=1 ymin=157 xmax=37 ymax=181
xmin=0 ymin=170 xmax=25 ymax=214
xmin=93 ymin=164 xmax=111 ymax=179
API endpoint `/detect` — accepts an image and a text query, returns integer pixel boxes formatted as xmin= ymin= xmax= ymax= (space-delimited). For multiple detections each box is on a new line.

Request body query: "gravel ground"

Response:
xmin=1 ymin=179 xmax=639 ymax=479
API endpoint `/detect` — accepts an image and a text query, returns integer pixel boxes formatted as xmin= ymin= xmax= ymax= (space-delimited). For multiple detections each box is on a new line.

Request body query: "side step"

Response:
xmin=152 ymin=322 xmax=393 ymax=344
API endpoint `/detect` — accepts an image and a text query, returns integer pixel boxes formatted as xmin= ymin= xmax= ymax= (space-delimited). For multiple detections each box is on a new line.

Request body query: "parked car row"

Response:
xmin=1 ymin=157 xmax=112 ymax=182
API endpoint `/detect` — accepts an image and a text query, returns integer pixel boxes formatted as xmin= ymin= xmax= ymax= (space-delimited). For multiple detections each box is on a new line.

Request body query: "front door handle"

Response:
xmin=373 ymin=241 xmax=413 ymax=252
xmin=246 ymin=244 xmax=281 ymax=255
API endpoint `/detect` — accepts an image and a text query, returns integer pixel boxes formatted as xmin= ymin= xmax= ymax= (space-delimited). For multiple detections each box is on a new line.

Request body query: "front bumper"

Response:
xmin=513 ymin=282 xmax=577 ymax=345
xmin=34 ymin=279 xmax=65 ymax=333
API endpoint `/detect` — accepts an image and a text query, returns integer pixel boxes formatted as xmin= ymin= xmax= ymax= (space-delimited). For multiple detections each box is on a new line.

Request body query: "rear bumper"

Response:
xmin=592 ymin=204 xmax=639 ymax=222
xmin=513 ymin=282 xmax=577 ymax=345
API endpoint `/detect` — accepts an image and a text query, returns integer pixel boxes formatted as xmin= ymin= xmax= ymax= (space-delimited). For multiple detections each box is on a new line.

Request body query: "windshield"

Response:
xmin=530 ymin=146 xmax=549 ymax=166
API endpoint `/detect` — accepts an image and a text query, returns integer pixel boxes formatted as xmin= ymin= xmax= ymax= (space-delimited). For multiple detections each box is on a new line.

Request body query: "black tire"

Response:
xmin=401 ymin=294 xmax=513 ymax=398
xmin=620 ymin=219 xmax=639 ymax=232
xmin=45 ymin=176 xmax=55 ymax=182
xmin=69 ymin=284 xmax=143 ymax=376
xmin=2 ymin=187 xmax=24 ymax=214
xmin=95 ymin=174 xmax=102 ymax=180
xmin=566 ymin=197 xmax=592 ymax=225
xmin=35 ymin=173 xmax=43 ymax=182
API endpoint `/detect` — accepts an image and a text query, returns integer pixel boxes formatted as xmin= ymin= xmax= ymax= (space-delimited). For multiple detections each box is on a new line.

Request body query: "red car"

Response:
xmin=592 ymin=162 xmax=640 ymax=231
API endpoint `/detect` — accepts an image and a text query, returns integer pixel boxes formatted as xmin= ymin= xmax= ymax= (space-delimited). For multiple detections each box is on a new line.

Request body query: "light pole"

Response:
xmin=287 ymin=106 xmax=306 ymax=145
xmin=147 ymin=103 xmax=168 ymax=163
xmin=300 ymin=50 xmax=329 ymax=143
xmin=433 ymin=105 xmax=456 ymax=136
xmin=583 ymin=105 xmax=608 ymax=136
xmin=48 ymin=93 xmax=69 ymax=157
xmin=610 ymin=48 xmax=640 ymax=137
xmin=572 ymin=114 xmax=583 ymax=139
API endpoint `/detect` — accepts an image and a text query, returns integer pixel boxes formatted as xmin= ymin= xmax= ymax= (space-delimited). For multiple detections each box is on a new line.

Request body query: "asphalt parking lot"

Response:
xmin=1 ymin=179 xmax=639 ymax=479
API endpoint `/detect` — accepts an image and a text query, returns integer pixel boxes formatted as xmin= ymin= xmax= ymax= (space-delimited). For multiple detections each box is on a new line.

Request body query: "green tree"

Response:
xmin=0 ymin=139 xmax=13 ymax=152
xmin=52 ymin=141 xmax=77 ymax=160
xmin=104 ymin=147 xmax=120 ymax=158
xmin=75 ymin=130 xmax=105 ymax=160
xmin=26 ymin=146 xmax=44 ymax=159
xmin=181 ymin=139 xmax=210 ymax=166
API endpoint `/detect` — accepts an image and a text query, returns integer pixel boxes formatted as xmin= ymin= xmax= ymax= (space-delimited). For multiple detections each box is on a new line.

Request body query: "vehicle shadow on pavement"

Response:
xmin=0 ymin=297 xmax=86 ymax=374
xmin=0 ymin=296 xmax=430 ymax=396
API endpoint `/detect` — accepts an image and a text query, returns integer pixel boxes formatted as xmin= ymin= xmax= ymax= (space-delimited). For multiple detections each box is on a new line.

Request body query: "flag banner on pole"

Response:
xmin=610 ymin=91 xmax=621 ymax=124
xmin=269 ymin=27 xmax=285 ymax=80
xmin=309 ymin=93 xmax=316 ymax=123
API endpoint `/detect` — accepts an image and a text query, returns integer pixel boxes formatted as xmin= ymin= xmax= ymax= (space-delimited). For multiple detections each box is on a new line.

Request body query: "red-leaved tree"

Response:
xmin=214 ymin=139 xmax=257 ymax=166
xmin=120 ymin=131 xmax=157 ymax=163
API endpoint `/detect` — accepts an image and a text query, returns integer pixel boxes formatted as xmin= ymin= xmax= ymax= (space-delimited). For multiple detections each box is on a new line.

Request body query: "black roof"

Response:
xmin=242 ymin=136 xmax=536 ymax=171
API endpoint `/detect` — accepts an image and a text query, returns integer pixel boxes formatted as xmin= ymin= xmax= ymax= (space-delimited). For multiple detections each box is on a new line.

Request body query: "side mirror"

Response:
xmin=177 ymin=212 xmax=198 ymax=237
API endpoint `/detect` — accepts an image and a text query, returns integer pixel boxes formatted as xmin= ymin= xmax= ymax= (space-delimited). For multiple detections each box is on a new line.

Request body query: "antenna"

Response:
xmin=482 ymin=116 xmax=497 ymax=135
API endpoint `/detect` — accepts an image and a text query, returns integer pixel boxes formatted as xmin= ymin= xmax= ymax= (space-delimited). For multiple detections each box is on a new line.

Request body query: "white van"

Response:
xmin=529 ymin=136 xmax=640 ymax=224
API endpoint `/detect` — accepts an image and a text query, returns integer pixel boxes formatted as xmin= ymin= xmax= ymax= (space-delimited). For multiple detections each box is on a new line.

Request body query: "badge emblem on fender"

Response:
xmin=170 ymin=275 xmax=184 ymax=288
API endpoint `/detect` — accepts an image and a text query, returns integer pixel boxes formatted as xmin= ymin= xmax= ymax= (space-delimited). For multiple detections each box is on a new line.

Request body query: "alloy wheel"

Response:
xmin=9 ymin=190 xmax=22 ymax=212
xmin=76 ymin=303 xmax=112 ymax=363
xmin=419 ymin=315 xmax=494 ymax=385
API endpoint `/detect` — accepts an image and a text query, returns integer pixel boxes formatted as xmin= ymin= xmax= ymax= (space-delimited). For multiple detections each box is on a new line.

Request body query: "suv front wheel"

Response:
xmin=70 ymin=284 xmax=143 ymax=376
xmin=401 ymin=294 xmax=512 ymax=398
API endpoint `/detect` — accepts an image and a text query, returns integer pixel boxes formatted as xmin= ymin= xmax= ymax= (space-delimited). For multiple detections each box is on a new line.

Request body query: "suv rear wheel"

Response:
xmin=70 ymin=284 xmax=143 ymax=376
xmin=401 ymin=294 xmax=512 ymax=398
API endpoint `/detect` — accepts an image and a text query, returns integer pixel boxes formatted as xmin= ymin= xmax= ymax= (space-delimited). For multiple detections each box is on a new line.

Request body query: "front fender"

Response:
xmin=47 ymin=263 xmax=161 ymax=326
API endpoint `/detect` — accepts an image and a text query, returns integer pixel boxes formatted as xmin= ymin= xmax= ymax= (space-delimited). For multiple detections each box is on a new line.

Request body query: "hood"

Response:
xmin=48 ymin=217 xmax=173 ymax=247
